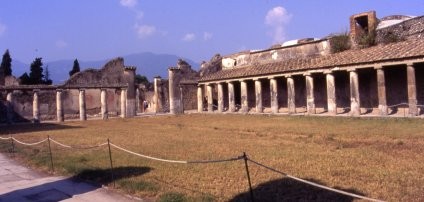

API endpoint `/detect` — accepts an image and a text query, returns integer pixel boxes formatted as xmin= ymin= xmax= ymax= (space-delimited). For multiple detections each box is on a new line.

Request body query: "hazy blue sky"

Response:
xmin=0 ymin=0 xmax=423 ymax=63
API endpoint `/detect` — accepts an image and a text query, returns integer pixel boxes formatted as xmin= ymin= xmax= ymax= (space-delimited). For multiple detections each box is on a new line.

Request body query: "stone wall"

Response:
xmin=0 ymin=57 xmax=137 ymax=123
xmin=222 ymin=40 xmax=330 ymax=70
xmin=376 ymin=16 xmax=424 ymax=44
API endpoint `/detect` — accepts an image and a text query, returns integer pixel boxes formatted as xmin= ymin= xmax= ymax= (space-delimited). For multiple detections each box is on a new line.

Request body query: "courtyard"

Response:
xmin=0 ymin=114 xmax=423 ymax=201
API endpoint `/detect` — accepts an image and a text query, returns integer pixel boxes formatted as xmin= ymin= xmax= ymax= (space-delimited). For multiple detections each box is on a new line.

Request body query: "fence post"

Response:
xmin=47 ymin=136 xmax=54 ymax=172
xmin=243 ymin=152 xmax=255 ymax=202
xmin=107 ymin=139 xmax=115 ymax=187
xmin=10 ymin=134 xmax=15 ymax=157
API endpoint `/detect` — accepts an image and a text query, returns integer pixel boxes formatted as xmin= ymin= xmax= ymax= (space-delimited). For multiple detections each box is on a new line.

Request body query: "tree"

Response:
xmin=19 ymin=72 xmax=30 ymax=85
xmin=69 ymin=59 xmax=80 ymax=77
xmin=29 ymin=57 xmax=44 ymax=84
xmin=0 ymin=49 xmax=12 ymax=76
xmin=44 ymin=66 xmax=52 ymax=85
xmin=135 ymin=74 xmax=152 ymax=90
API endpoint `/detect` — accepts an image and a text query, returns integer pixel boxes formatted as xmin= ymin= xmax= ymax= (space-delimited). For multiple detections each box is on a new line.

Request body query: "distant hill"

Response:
xmin=11 ymin=52 xmax=200 ymax=84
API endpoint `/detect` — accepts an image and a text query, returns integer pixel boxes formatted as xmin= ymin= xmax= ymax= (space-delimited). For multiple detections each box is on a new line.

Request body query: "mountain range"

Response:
xmin=10 ymin=52 xmax=200 ymax=84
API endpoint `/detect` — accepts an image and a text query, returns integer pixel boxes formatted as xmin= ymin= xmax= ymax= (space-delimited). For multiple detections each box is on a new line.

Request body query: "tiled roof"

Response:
xmin=199 ymin=38 xmax=424 ymax=82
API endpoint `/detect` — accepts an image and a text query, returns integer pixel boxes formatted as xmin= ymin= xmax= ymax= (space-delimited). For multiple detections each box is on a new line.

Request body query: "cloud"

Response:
xmin=120 ymin=0 xmax=137 ymax=8
xmin=135 ymin=24 xmax=156 ymax=38
xmin=0 ymin=22 xmax=6 ymax=36
xmin=55 ymin=40 xmax=68 ymax=48
xmin=203 ymin=32 xmax=213 ymax=41
xmin=265 ymin=6 xmax=292 ymax=43
xmin=182 ymin=33 xmax=196 ymax=42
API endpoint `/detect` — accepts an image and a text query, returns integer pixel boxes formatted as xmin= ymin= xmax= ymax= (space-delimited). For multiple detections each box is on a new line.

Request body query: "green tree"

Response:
xmin=44 ymin=66 xmax=52 ymax=85
xmin=135 ymin=74 xmax=152 ymax=90
xmin=0 ymin=49 xmax=12 ymax=76
xmin=69 ymin=59 xmax=80 ymax=77
xmin=19 ymin=72 xmax=30 ymax=85
xmin=29 ymin=57 xmax=44 ymax=84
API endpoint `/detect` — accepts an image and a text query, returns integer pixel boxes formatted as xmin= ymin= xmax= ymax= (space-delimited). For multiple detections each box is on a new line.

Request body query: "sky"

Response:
xmin=0 ymin=0 xmax=423 ymax=64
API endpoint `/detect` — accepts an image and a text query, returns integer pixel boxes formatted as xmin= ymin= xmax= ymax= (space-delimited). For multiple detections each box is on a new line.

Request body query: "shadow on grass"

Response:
xmin=230 ymin=177 xmax=364 ymax=202
xmin=0 ymin=123 xmax=83 ymax=135
xmin=0 ymin=166 xmax=151 ymax=201
xmin=72 ymin=166 xmax=152 ymax=185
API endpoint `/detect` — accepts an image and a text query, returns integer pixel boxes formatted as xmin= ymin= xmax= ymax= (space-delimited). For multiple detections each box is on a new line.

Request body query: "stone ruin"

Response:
xmin=0 ymin=57 xmax=139 ymax=123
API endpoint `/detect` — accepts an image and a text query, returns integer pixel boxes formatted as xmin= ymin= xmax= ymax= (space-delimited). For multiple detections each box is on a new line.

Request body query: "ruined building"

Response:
xmin=161 ymin=11 xmax=424 ymax=117
xmin=0 ymin=58 xmax=139 ymax=123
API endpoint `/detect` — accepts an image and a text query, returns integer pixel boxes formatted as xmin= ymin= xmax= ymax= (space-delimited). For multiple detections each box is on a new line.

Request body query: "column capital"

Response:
xmin=406 ymin=63 xmax=414 ymax=67
xmin=323 ymin=70 xmax=333 ymax=74
xmin=374 ymin=65 xmax=384 ymax=70
xmin=32 ymin=89 xmax=40 ymax=92
xmin=285 ymin=74 xmax=292 ymax=78
xmin=56 ymin=88 xmax=63 ymax=92
xmin=303 ymin=72 xmax=312 ymax=76
xmin=79 ymin=88 xmax=86 ymax=91
xmin=347 ymin=68 xmax=357 ymax=72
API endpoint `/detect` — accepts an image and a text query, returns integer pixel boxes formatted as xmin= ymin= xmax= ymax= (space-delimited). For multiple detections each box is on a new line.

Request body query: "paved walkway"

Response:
xmin=0 ymin=153 xmax=140 ymax=202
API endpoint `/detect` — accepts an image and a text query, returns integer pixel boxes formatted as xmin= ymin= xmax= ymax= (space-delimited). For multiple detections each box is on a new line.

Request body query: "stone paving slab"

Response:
xmin=0 ymin=153 xmax=141 ymax=202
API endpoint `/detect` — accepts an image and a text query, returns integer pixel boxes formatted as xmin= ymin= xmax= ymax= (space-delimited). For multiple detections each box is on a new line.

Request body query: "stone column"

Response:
xmin=120 ymin=88 xmax=127 ymax=118
xmin=270 ymin=77 xmax=278 ymax=114
xmin=287 ymin=76 xmax=296 ymax=114
xmin=6 ymin=91 xmax=13 ymax=123
xmin=228 ymin=81 xmax=236 ymax=112
xmin=168 ymin=68 xmax=182 ymax=114
xmin=153 ymin=77 xmax=161 ymax=113
xmin=101 ymin=89 xmax=108 ymax=120
xmin=33 ymin=90 xmax=40 ymax=123
xmin=56 ymin=89 xmax=64 ymax=122
xmin=407 ymin=63 xmax=418 ymax=116
xmin=217 ymin=83 xmax=224 ymax=112
xmin=79 ymin=89 xmax=87 ymax=121
xmin=124 ymin=67 xmax=136 ymax=117
xmin=305 ymin=73 xmax=315 ymax=114
xmin=349 ymin=69 xmax=361 ymax=116
xmin=240 ymin=80 xmax=248 ymax=113
xmin=325 ymin=71 xmax=337 ymax=115
xmin=197 ymin=85 xmax=203 ymax=113
xmin=255 ymin=79 xmax=263 ymax=113
xmin=136 ymin=88 xmax=140 ymax=113
xmin=375 ymin=66 xmax=388 ymax=116
xmin=207 ymin=84 xmax=213 ymax=112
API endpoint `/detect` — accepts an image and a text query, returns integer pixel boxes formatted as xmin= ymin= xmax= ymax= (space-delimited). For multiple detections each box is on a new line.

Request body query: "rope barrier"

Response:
xmin=247 ymin=158 xmax=385 ymax=202
xmin=48 ymin=138 xmax=72 ymax=148
xmin=110 ymin=142 xmax=243 ymax=164
xmin=0 ymin=136 xmax=12 ymax=140
xmin=12 ymin=137 xmax=48 ymax=146
xmin=49 ymin=138 xmax=108 ymax=149
xmin=110 ymin=143 xmax=187 ymax=164
xmin=0 ymin=136 xmax=386 ymax=200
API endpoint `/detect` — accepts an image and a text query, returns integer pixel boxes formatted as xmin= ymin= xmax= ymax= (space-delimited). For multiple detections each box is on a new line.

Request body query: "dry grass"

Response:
xmin=1 ymin=114 xmax=424 ymax=201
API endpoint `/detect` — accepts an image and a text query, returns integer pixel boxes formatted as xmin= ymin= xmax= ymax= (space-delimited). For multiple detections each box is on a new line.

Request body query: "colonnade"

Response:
xmin=4 ymin=88 xmax=130 ymax=123
xmin=198 ymin=63 xmax=420 ymax=117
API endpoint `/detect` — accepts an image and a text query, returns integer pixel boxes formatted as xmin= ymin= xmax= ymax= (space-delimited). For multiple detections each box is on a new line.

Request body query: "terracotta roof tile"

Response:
xmin=200 ymin=39 xmax=424 ymax=82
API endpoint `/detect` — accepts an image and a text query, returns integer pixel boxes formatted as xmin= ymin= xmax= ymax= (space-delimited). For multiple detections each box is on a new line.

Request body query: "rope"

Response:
xmin=0 ymin=136 xmax=12 ymax=140
xmin=11 ymin=137 xmax=48 ymax=146
xmin=247 ymin=158 xmax=385 ymax=202
xmin=109 ymin=142 xmax=243 ymax=164
xmin=48 ymin=138 xmax=72 ymax=148
xmin=187 ymin=156 xmax=244 ymax=164
xmin=109 ymin=143 xmax=187 ymax=164
xmin=49 ymin=138 xmax=108 ymax=149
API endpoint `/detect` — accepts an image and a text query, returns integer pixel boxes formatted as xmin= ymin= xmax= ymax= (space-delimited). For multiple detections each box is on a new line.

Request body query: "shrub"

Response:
xmin=356 ymin=30 xmax=376 ymax=48
xmin=329 ymin=32 xmax=351 ymax=53
xmin=159 ymin=192 xmax=187 ymax=202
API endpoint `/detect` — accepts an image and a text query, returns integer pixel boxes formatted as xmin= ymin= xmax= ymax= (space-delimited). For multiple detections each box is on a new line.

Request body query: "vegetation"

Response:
xmin=356 ymin=30 xmax=376 ymax=48
xmin=69 ymin=59 xmax=80 ymax=77
xmin=1 ymin=114 xmax=423 ymax=201
xmin=329 ymin=32 xmax=351 ymax=53
xmin=20 ymin=57 xmax=51 ymax=85
xmin=0 ymin=49 xmax=12 ymax=76
xmin=135 ymin=74 xmax=152 ymax=90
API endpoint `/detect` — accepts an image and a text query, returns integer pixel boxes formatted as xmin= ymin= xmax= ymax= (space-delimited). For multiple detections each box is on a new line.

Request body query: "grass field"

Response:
xmin=1 ymin=114 xmax=424 ymax=201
